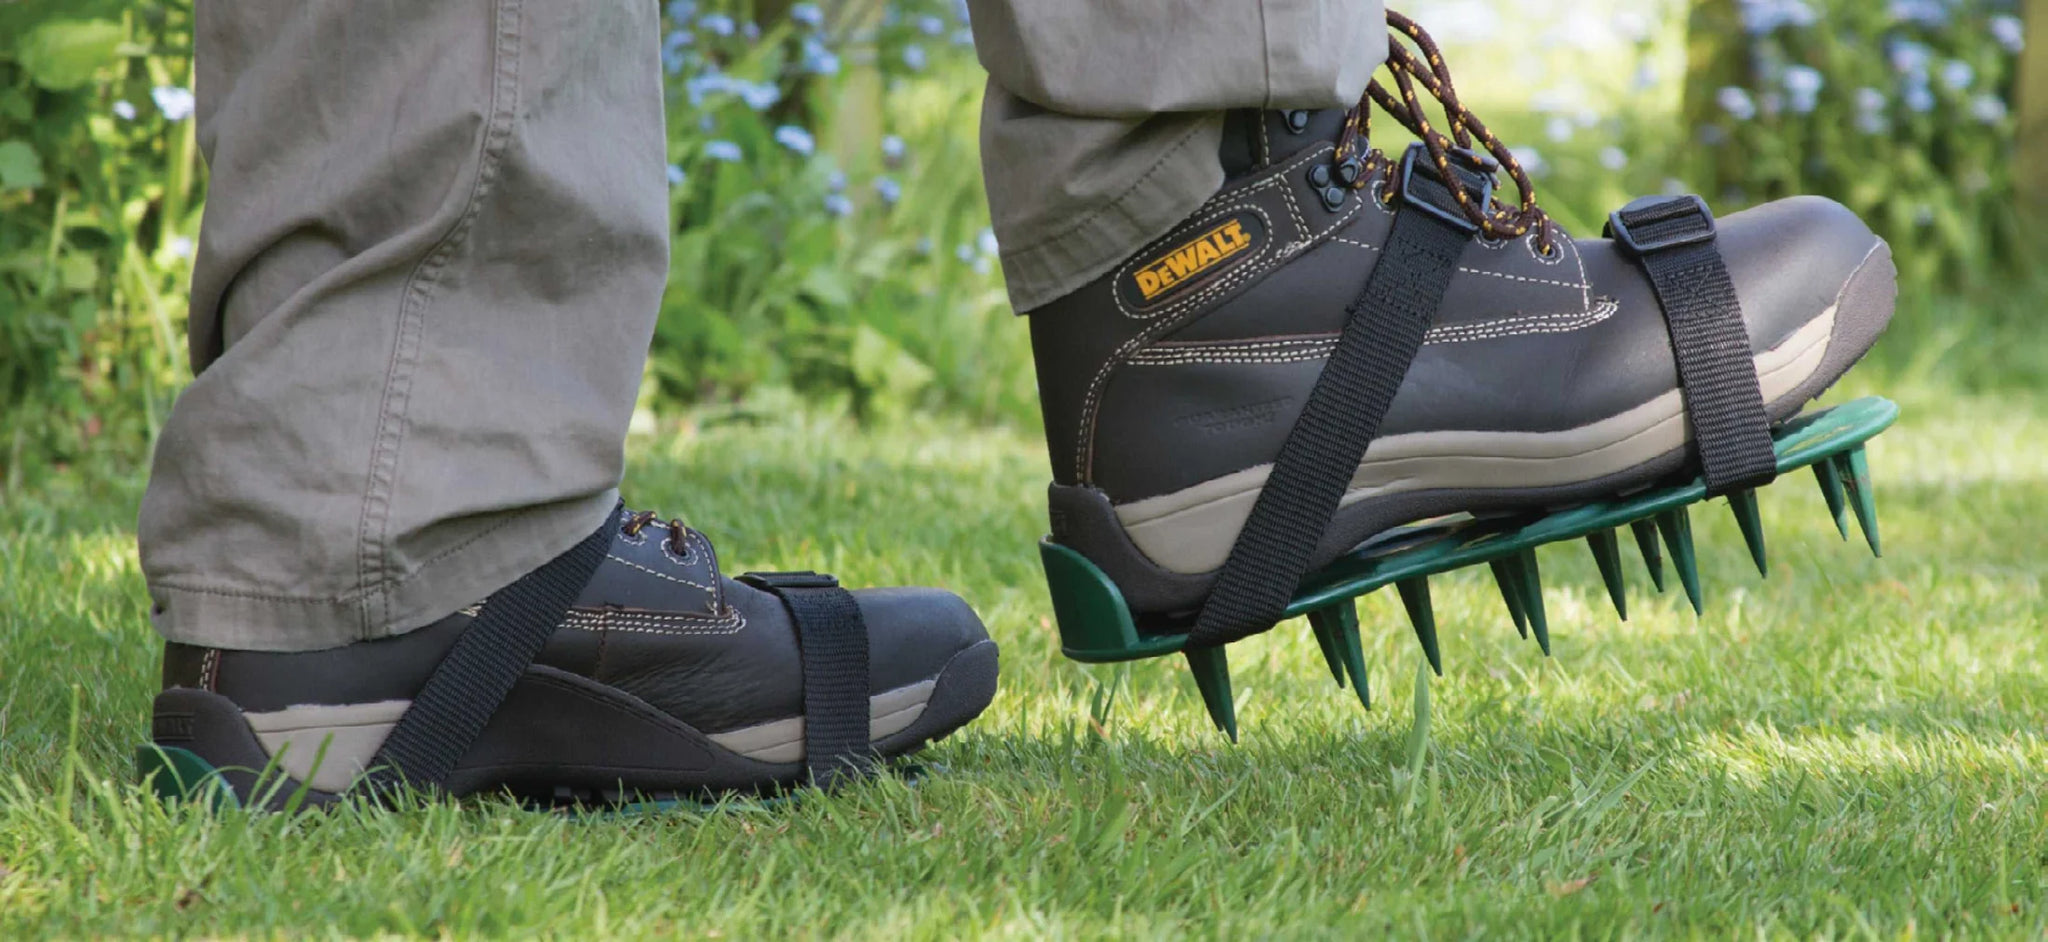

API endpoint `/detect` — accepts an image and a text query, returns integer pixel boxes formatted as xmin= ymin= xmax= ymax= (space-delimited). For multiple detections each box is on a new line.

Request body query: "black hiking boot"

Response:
xmin=1027 ymin=12 xmax=1896 ymax=638
xmin=146 ymin=505 xmax=1000 ymax=808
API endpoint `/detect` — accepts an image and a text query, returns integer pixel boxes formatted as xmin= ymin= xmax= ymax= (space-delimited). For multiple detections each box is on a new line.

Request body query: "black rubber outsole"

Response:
xmin=147 ymin=638 xmax=1000 ymax=812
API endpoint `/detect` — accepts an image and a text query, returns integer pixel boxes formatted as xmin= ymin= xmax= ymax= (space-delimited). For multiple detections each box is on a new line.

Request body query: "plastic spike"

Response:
xmin=1395 ymin=577 xmax=1442 ymax=677
xmin=1515 ymin=549 xmax=1551 ymax=656
xmin=1629 ymin=518 xmax=1667 ymax=592
xmin=1837 ymin=447 xmax=1881 ymax=557
xmin=1584 ymin=528 xmax=1629 ymax=621
xmin=1653 ymin=508 xmax=1704 ymax=615
xmin=1184 ymin=645 xmax=1238 ymax=741
xmin=1487 ymin=558 xmax=1529 ymax=639
xmin=1726 ymin=488 xmax=1768 ymax=577
xmin=1306 ymin=605 xmax=1349 ymax=686
xmin=1813 ymin=459 xmax=1850 ymax=540
xmin=1308 ymin=603 xmax=1371 ymax=710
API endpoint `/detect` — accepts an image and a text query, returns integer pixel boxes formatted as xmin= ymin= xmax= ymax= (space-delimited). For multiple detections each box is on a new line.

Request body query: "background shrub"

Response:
xmin=0 ymin=0 xmax=2033 ymax=485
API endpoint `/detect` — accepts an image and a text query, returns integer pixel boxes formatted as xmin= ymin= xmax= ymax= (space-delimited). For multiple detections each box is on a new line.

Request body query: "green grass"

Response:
xmin=2 ymin=286 xmax=2046 ymax=938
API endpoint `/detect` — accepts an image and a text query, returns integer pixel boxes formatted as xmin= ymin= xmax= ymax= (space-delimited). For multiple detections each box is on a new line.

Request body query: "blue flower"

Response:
xmin=1887 ymin=39 xmax=1931 ymax=77
xmin=977 ymin=228 xmax=999 ymax=256
xmin=881 ymin=134 xmax=906 ymax=162
xmin=801 ymin=38 xmax=841 ymax=75
xmin=663 ymin=30 xmax=695 ymax=73
xmin=824 ymin=193 xmax=854 ymax=217
xmin=151 ymin=85 xmax=195 ymax=122
xmin=1738 ymin=0 xmax=1816 ymax=35
xmin=1887 ymin=0 xmax=1948 ymax=28
xmin=704 ymin=140 xmax=743 ymax=162
xmin=951 ymin=28 xmax=976 ymax=48
xmin=738 ymin=80 xmax=781 ymax=111
xmin=1992 ymin=15 xmax=2025 ymax=54
xmin=1971 ymin=94 xmax=2009 ymax=124
xmin=1855 ymin=110 xmax=1889 ymax=135
xmin=917 ymin=15 xmax=946 ymax=36
xmin=1509 ymin=146 xmax=1545 ymax=176
xmin=112 ymin=100 xmax=136 ymax=121
xmin=686 ymin=70 xmax=732 ymax=105
xmin=1783 ymin=65 xmax=1823 ymax=97
xmin=741 ymin=21 xmax=760 ymax=41
xmin=901 ymin=44 xmax=927 ymax=71
xmin=1939 ymin=59 xmax=1974 ymax=92
xmin=698 ymin=13 xmax=735 ymax=37
xmin=873 ymin=176 xmax=901 ymax=205
xmin=774 ymin=125 xmax=816 ymax=156
xmin=1902 ymin=78 xmax=1935 ymax=113
xmin=1855 ymin=87 xmax=1887 ymax=112
xmin=667 ymin=164 xmax=687 ymax=186
xmin=666 ymin=1 xmax=697 ymax=23
xmin=1716 ymin=86 xmax=1757 ymax=121
xmin=826 ymin=169 xmax=847 ymax=193
xmin=1599 ymin=147 xmax=1628 ymax=171
xmin=791 ymin=3 xmax=824 ymax=27
xmin=955 ymin=243 xmax=975 ymax=263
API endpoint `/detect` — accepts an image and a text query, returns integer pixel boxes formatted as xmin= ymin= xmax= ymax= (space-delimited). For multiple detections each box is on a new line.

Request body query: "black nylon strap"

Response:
xmin=1186 ymin=147 xmax=1475 ymax=650
xmin=1607 ymin=196 xmax=1777 ymax=494
xmin=362 ymin=501 xmax=618 ymax=798
xmin=739 ymin=571 xmax=872 ymax=787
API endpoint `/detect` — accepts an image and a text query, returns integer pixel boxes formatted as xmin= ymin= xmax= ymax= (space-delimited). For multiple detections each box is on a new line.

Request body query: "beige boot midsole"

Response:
xmin=242 ymin=681 xmax=937 ymax=791
xmin=1116 ymin=305 xmax=1838 ymax=575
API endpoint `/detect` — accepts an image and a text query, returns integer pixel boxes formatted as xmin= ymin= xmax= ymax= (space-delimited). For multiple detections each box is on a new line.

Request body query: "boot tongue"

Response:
xmin=1219 ymin=108 xmax=1353 ymax=179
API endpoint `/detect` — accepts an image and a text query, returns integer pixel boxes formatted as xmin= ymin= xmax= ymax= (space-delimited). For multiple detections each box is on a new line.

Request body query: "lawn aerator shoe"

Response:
xmin=1026 ymin=11 xmax=1898 ymax=736
xmin=140 ymin=504 xmax=1000 ymax=809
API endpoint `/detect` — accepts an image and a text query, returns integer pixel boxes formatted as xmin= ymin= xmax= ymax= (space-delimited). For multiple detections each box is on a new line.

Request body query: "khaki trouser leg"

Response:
xmin=140 ymin=0 xmax=668 ymax=652
xmin=968 ymin=0 xmax=1387 ymax=311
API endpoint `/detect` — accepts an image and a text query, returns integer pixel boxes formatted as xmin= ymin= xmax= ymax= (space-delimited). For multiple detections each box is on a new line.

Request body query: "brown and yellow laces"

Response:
xmin=622 ymin=509 xmax=692 ymax=556
xmin=1335 ymin=10 xmax=1557 ymax=255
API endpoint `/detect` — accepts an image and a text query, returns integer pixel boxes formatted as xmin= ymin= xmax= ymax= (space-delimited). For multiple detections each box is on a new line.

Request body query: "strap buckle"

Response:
xmin=740 ymin=570 xmax=841 ymax=590
xmin=1397 ymin=142 xmax=1494 ymax=236
xmin=1605 ymin=194 xmax=1717 ymax=257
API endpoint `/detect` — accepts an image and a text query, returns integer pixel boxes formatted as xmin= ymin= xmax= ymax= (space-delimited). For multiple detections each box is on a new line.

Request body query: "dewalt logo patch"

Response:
xmin=1119 ymin=212 xmax=1265 ymax=311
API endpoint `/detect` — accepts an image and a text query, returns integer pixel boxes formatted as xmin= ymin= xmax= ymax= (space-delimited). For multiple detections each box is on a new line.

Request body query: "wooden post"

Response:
xmin=2016 ymin=0 xmax=2048 ymax=233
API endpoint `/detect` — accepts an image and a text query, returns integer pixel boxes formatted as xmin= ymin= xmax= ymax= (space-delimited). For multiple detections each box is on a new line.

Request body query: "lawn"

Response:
xmin=1 ymin=289 xmax=2045 ymax=938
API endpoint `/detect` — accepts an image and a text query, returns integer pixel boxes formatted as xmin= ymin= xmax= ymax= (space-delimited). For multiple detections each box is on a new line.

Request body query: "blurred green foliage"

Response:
xmin=1684 ymin=0 xmax=2026 ymax=286
xmin=0 ymin=0 xmax=199 ymax=485
xmin=0 ymin=0 xmax=2032 ymax=484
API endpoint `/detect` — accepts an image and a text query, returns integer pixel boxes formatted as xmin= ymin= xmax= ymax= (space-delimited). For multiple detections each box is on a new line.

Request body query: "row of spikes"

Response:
xmin=1186 ymin=447 xmax=1879 ymax=740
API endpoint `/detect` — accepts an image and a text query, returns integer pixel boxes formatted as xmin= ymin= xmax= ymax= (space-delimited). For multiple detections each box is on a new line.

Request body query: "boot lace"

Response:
xmin=622 ymin=509 xmax=692 ymax=558
xmin=1336 ymin=10 xmax=1557 ymax=255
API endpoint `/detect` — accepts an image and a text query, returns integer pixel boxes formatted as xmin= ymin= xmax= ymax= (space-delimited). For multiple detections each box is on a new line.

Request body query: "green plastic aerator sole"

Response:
xmin=1039 ymin=396 xmax=1898 ymax=739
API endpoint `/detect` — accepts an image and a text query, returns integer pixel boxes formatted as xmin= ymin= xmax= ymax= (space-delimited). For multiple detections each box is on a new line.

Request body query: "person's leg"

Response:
xmin=969 ymin=0 xmax=1387 ymax=312
xmin=140 ymin=0 xmax=667 ymax=652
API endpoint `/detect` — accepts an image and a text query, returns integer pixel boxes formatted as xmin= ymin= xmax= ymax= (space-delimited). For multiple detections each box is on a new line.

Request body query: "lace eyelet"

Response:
xmin=1527 ymin=232 xmax=1566 ymax=265
xmin=662 ymin=534 xmax=696 ymax=566
xmin=1370 ymin=180 xmax=1396 ymax=214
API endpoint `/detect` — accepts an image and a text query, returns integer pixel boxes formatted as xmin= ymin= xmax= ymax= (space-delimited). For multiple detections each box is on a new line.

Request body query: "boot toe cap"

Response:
xmin=853 ymin=586 xmax=994 ymax=693
xmin=1717 ymin=195 xmax=1893 ymax=346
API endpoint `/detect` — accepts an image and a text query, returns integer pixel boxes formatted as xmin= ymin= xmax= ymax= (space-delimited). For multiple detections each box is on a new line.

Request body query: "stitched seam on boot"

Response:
xmin=353 ymin=0 xmax=526 ymax=637
xmin=1124 ymin=300 xmax=1623 ymax=366
xmin=1078 ymin=147 xmax=1368 ymax=481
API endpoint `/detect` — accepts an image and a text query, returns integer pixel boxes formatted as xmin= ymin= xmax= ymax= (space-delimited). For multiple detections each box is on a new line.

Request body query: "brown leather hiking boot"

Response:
xmin=148 ymin=505 xmax=999 ymax=807
xmin=1025 ymin=12 xmax=1895 ymax=640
